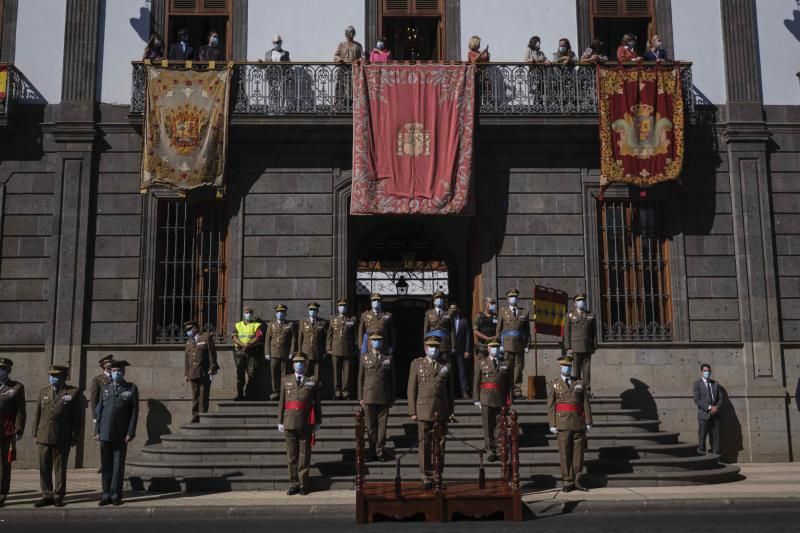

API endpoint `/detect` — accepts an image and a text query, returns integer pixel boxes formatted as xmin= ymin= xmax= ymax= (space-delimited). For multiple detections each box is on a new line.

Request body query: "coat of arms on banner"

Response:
xmin=141 ymin=64 xmax=232 ymax=197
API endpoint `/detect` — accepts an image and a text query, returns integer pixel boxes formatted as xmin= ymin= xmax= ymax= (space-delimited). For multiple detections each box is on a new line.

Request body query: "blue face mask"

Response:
xmin=185 ymin=329 xmax=195 ymax=337
xmin=111 ymin=371 xmax=124 ymax=382
xmin=338 ymin=305 xmax=347 ymax=314
xmin=561 ymin=365 xmax=572 ymax=375
xmin=244 ymin=313 xmax=253 ymax=321
xmin=371 ymin=340 xmax=382 ymax=350
xmin=210 ymin=36 xmax=219 ymax=46
xmin=489 ymin=304 xmax=497 ymax=312
xmin=508 ymin=297 xmax=518 ymax=306
xmin=0 ymin=369 xmax=8 ymax=381
xmin=702 ymin=371 xmax=711 ymax=379
xmin=426 ymin=347 xmax=438 ymax=358
xmin=377 ymin=41 xmax=385 ymax=49
xmin=49 ymin=376 xmax=62 ymax=386
xmin=308 ymin=309 xmax=318 ymax=318
xmin=276 ymin=312 xmax=286 ymax=321
xmin=293 ymin=362 xmax=305 ymax=374
xmin=576 ymin=300 xmax=588 ymax=311
xmin=434 ymin=298 xmax=444 ymax=308
xmin=371 ymin=301 xmax=381 ymax=311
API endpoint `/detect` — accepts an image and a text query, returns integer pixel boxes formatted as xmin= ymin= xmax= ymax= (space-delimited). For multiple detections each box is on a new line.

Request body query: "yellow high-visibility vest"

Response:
xmin=235 ymin=320 xmax=261 ymax=343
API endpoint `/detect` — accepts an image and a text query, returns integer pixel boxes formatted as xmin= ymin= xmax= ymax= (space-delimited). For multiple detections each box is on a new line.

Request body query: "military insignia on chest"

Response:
xmin=61 ymin=395 xmax=73 ymax=403
xmin=121 ymin=391 xmax=133 ymax=398
xmin=303 ymin=380 xmax=316 ymax=389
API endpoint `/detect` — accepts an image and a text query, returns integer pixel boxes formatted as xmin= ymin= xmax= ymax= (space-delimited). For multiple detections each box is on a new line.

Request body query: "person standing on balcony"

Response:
xmin=334 ymin=25 xmax=363 ymax=63
xmin=616 ymin=33 xmax=642 ymax=62
xmin=167 ymin=28 xmax=193 ymax=60
xmin=369 ymin=37 xmax=392 ymax=62
xmin=265 ymin=34 xmax=290 ymax=62
xmin=523 ymin=36 xmax=548 ymax=63
xmin=580 ymin=38 xmax=608 ymax=63
xmin=143 ymin=33 xmax=164 ymax=61
xmin=563 ymin=293 xmax=597 ymax=397
xmin=334 ymin=26 xmax=363 ymax=108
xmin=467 ymin=35 xmax=490 ymax=63
xmin=552 ymin=38 xmax=577 ymax=64
xmin=197 ymin=31 xmax=224 ymax=61
xmin=644 ymin=34 xmax=668 ymax=61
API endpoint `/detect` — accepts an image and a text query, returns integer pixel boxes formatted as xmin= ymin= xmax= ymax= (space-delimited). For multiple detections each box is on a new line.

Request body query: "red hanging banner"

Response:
xmin=350 ymin=62 xmax=475 ymax=215
xmin=598 ymin=65 xmax=685 ymax=190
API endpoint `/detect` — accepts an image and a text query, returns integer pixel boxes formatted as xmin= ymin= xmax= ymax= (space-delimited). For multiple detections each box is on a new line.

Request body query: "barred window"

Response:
xmin=597 ymin=200 xmax=672 ymax=341
xmin=155 ymin=200 xmax=227 ymax=343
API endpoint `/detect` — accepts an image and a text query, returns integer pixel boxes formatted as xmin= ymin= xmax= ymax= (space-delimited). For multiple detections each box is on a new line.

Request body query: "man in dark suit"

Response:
xmin=450 ymin=304 xmax=472 ymax=399
xmin=693 ymin=363 xmax=725 ymax=455
xmin=94 ymin=360 xmax=138 ymax=506
xmin=168 ymin=28 xmax=194 ymax=60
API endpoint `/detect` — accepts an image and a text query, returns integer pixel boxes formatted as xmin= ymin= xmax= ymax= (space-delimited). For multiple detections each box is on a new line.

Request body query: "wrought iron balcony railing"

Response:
xmin=129 ymin=61 xmax=697 ymax=118
xmin=0 ymin=64 xmax=48 ymax=119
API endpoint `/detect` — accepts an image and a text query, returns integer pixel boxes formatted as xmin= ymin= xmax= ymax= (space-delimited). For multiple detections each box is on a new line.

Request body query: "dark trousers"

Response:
xmin=557 ymin=430 xmax=586 ymax=486
xmin=481 ymin=405 xmax=502 ymax=453
xmin=100 ymin=440 xmax=128 ymax=500
xmin=571 ymin=352 xmax=592 ymax=390
xmin=364 ymin=403 xmax=389 ymax=457
xmin=234 ymin=350 xmax=259 ymax=399
xmin=270 ymin=358 xmax=289 ymax=397
xmin=37 ymin=443 xmax=70 ymax=499
xmin=332 ymin=356 xmax=353 ymax=397
xmin=0 ymin=433 xmax=11 ymax=496
xmin=285 ymin=427 xmax=312 ymax=489
xmin=505 ymin=351 xmax=524 ymax=396
xmin=698 ymin=416 xmax=721 ymax=454
xmin=448 ymin=353 xmax=469 ymax=395
xmin=417 ymin=420 xmax=447 ymax=483
xmin=190 ymin=376 xmax=211 ymax=418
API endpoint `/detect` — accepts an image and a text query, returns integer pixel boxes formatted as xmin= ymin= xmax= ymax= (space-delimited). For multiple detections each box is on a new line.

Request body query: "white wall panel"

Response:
xmin=100 ymin=0 xmax=151 ymax=105
xmin=757 ymin=0 xmax=800 ymax=105
xmin=14 ymin=0 xmax=67 ymax=104
xmin=672 ymin=0 xmax=727 ymax=105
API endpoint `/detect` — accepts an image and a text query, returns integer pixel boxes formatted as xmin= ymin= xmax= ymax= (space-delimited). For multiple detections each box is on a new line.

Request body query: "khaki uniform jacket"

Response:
xmin=407 ymin=357 xmax=455 ymax=422
xmin=89 ymin=373 xmax=111 ymax=420
xmin=423 ymin=308 xmax=455 ymax=354
xmin=266 ymin=321 xmax=296 ymax=360
xmin=33 ymin=385 xmax=84 ymax=446
xmin=563 ymin=311 xmax=597 ymax=354
xmin=0 ymin=379 xmax=26 ymax=436
xmin=357 ymin=310 xmax=396 ymax=353
xmin=495 ymin=306 xmax=530 ymax=353
xmin=472 ymin=357 xmax=511 ymax=408
xmin=326 ymin=314 xmax=357 ymax=357
xmin=185 ymin=333 xmax=219 ymax=380
xmin=298 ymin=318 xmax=328 ymax=361
xmin=547 ymin=377 xmax=593 ymax=431
xmin=358 ymin=351 xmax=395 ymax=405
xmin=278 ymin=374 xmax=322 ymax=432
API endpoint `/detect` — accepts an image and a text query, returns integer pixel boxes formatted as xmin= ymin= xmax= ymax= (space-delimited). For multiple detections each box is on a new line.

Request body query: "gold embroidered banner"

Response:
xmin=141 ymin=64 xmax=232 ymax=196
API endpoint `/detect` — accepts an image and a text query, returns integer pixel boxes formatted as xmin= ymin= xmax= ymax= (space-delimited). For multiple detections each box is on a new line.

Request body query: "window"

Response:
xmin=591 ymin=0 xmax=654 ymax=60
xmin=167 ymin=0 xmax=231 ymax=59
xmin=154 ymin=200 xmax=227 ymax=343
xmin=597 ymin=199 xmax=672 ymax=341
xmin=380 ymin=0 xmax=445 ymax=60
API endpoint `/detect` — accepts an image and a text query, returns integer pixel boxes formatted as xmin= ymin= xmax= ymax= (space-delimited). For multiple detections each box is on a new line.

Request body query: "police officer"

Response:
xmin=278 ymin=353 xmax=322 ymax=496
xmin=496 ymin=288 xmax=530 ymax=399
xmin=232 ymin=306 xmax=265 ymax=400
xmin=33 ymin=366 xmax=84 ymax=508
xmin=184 ymin=320 xmax=219 ymax=423
xmin=563 ymin=293 xmax=597 ymax=396
xmin=266 ymin=304 xmax=296 ymax=400
xmin=94 ymin=360 xmax=139 ymax=506
xmin=89 ymin=355 xmax=113 ymax=424
xmin=408 ymin=337 xmax=455 ymax=489
xmin=298 ymin=302 xmax=328 ymax=378
xmin=358 ymin=333 xmax=395 ymax=461
xmin=357 ymin=293 xmax=396 ymax=355
xmin=0 ymin=358 xmax=25 ymax=507
xmin=472 ymin=338 xmax=509 ymax=462
xmin=547 ymin=355 xmax=592 ymax=492
xmin=327 ymin=298 xmax=358 ymax=399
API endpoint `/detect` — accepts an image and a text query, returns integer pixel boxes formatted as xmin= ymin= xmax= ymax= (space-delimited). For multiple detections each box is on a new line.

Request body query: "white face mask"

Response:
xmin=244 ymin=312 xmax=253 ymax=321
xmin=426 ymin=347 xmax=438 ymax=358
xmin=489 ymin=304 xmax=496 ymax=312
xmin=508 ymin=297 xmax=518 ymax=306
xmin=371 ymin=300 xmax=381 ymax=311
xmin=337 ymin=305 xmax=347 ymax=315
xmin=488 ymin=348 xmax=499 ymax=357
xmin=576 ymin=300 xmax=588 ymax=311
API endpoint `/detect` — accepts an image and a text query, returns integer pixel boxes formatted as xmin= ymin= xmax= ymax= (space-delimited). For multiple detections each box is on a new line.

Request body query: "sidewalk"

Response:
xmin=1 ymin=463 xmax=798 ymax=518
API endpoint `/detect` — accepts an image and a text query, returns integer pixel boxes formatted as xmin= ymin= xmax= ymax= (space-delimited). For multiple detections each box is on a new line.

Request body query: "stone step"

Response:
xmin=602 ymin=464 xmax=742 ymax=487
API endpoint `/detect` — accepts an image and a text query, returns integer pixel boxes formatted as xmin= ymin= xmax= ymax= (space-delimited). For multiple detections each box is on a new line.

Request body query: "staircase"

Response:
xmin=127 ymin=398 xmax=740 ymax=491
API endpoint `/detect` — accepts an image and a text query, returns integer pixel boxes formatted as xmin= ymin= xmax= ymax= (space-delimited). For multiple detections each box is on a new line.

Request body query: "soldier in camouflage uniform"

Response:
xmin=563 ymin=293 xmax=597 ymax=396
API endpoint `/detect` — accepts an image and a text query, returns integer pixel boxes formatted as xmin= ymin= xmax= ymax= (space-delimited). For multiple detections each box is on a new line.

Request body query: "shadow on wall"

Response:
xmin=785 ymin=5 xmax=800 ymax=43
xmin=146 ymin=399 xmax=173 ymax=445
xmin=719 ymin=385 xmax=743 ymax=464
xmin=620 ymin=378 xmax=658 ymax=420
xmin=130 ymin=7 xmax=151 ymax=42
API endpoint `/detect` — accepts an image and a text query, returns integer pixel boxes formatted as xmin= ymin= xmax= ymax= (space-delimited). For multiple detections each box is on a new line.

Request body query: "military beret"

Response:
xmin=336 ymin=298 xmax=348 ymax=306
xmin=110 ymin=360 xmax=131 ymax=369
xmin=48 ymin=365 xmax=69 ymax=376
xmin=486 ymin=337 xmax=501 ymax=347
xmin=432 ymin=290 xmax=446 ymax=299
xmin=291 ymin=352 xmax=307 ymax=363
xmin=0 ymin=357 xmax=13 ymax=369
xmin=557 ymin=355 xmax=574 ymax=365
xmin=307 ymin=302 xmax=320 ymax=310
xmin=574 ymin=293 xmax=586 ymax=302
xmin=274 ymin=304 xmax=288 ymax=312
xmin=244 ymin=306 xmax=255 ymax=312
xmin=424 ymin=336 xmax=441 ymax=347
xmin=370 ymin=293 xmax=382 ymax=301
xmin=506 ymin=288 xmax=520 ymax=297
xmin=369 ymin=332 xmax=383 ymax=341
xmin=98 ymin=354 xmax=114 ymax=365
xmin=184 ymin=320 xmax=199 ymax=329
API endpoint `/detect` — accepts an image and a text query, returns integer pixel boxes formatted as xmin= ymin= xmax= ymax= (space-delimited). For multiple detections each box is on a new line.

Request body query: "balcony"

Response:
xmin=129 ymin=61 xmax=697 ymax=123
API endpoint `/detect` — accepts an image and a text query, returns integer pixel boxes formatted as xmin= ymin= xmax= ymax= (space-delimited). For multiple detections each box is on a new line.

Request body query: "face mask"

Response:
xmin=434 ymin=298 xmax=444 ymax=308
xmin=533 ymin=43 xmax=540 ymax=50
xmin=185 ymin=329 xmax=195 ymax=337
xmin=244 ymin=313 xmax=253 ymax=321
xmin=337 ymin=305 xmax=347 ymax=315
xmin=180 ymin=35 xmax=189 ymax=43
xmin=0 ymin=369 xmax=8 ymax=381
xmin=561 ymin=365 xmax=572 ymax=375
xmin=627 ymin=41 xmax=635 ymax=48
xmin=377 ymin=41 xmax=385 ymax=49
xmin=49 ymin=376 xmax=62 ymax=386
xmin=702 ymin=371 xmax=711 ymax=379
xmin=488 ymin=348 xmax=498 ymax=357
xmin=111 ymin=371 xmax=124 ymax=382
xmin=210 ymin=36 xmax=219 ymax=46
xmin=576 ymin=301 xmax=588 ymax=311
xmin=276 ymin=312 xmax=286 ymax=321
xmin=371 ymin=340 xmax=382 ymax=350
xmin=489 ymin=304 xmax=497 ymax=312
xmin=371 ymin=301 xmax=381 ymax=311
xmin=308 ymin=309 xmax=318 ymax=318
xmin=274 ymin=41 xmax=282 ymax=49
xmin=508 ymin=297 xmax=518 ymax=306
xmin=426 ymin=347 xmax=438 ymax=358
xmin=154 ymin=39 xmax=162 ymax=47
xmin=294 ymin=362 xmax=305 ymax=374
xmin=559 ymin=46 xmax=567 ymax=54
